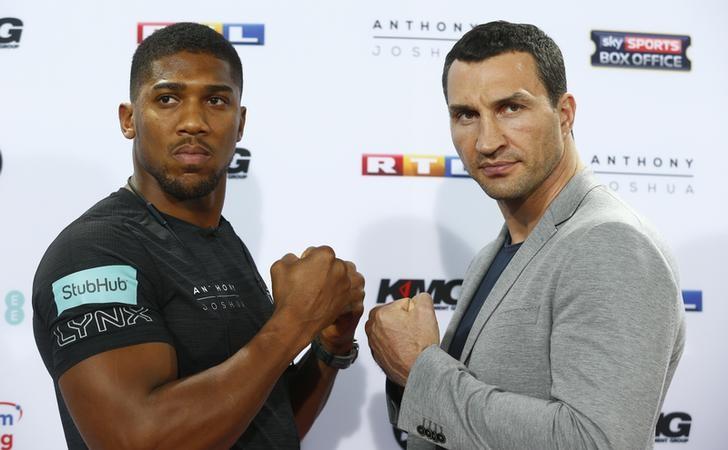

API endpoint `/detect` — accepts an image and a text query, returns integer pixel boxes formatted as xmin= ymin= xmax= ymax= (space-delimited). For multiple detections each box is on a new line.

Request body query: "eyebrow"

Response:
xmin=448 ymin=91 xmax=534 ymax=114
xmin=494 ymin=92 xmax=533 ymax=105
xmin=152 ymin=82 xmax=235 ymax=94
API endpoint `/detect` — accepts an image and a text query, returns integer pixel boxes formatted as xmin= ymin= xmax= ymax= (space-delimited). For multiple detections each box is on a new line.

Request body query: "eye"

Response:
xmin=157 ymin=95 xmax=178 ymax=105
xmin=502 ymin=103 xmax=524 ymax=114
xmin=452 ymin=110 xmax=477 ymax=123
xmin=208 ymin=96 xmax=229 ymax=106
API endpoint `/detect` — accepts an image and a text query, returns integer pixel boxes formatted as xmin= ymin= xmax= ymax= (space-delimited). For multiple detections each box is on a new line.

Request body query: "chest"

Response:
xmin=146 ymin=229 xmax=273 ymax=376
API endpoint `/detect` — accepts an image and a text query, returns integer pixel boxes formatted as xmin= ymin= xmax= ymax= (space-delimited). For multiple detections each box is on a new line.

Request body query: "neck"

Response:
xmin=498 ymin=143 xmax=583 ymax=244
xmin=128 ymin=173 xmax=226 ymax=229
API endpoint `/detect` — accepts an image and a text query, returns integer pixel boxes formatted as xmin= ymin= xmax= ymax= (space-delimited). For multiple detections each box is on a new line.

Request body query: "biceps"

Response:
xmin=58 ymin=342 xmax=178 ymax=449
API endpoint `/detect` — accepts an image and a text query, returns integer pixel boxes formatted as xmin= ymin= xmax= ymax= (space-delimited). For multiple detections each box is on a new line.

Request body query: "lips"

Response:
xmin=480 ymin=161 xmax=518 ymax=176
xmin=172 ymin=144 xmax=211 ymax=165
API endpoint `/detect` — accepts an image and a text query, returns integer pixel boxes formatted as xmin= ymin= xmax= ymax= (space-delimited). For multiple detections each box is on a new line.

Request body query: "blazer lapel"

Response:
xmin=456 ymin=169 xmax=603 ymax=363
xmin=441 ymin=226 xmax=508 ymax=351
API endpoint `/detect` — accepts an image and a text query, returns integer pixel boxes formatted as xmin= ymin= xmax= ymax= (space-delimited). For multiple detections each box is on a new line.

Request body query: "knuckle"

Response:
xmin=318 ymin=245 xmax=336 ymax=259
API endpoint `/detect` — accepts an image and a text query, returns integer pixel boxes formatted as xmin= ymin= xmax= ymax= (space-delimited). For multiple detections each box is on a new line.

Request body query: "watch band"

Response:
xmin=311 ymin=337 xmax=359 ymax=369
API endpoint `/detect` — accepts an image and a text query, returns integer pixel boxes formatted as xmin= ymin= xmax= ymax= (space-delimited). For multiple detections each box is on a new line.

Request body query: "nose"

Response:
xmin=177 ymin=102 xmax=210 ymax=136
xmin=475 ymin=115 xmax=507 ymax=156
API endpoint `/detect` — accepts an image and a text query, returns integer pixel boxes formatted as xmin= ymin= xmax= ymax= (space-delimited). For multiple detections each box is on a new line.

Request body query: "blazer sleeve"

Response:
xmin=397 ymin=222 xmax=685 ymax=449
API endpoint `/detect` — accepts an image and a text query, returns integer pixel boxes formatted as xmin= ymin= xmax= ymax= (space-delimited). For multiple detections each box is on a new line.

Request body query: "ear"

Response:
xmin=119 ymin=102 xmax=135 ymax=139
xmin=236 ymin=106 xmax=247 ymax=142
xmin=557 ymin=93 xmax=576 ymax=137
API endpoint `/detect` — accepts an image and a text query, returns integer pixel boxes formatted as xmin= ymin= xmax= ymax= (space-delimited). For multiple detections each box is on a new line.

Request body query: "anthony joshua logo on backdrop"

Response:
xmin=0 ymin=18 xmax=23 ymax=49
xmin=370 ymin=18 xmax=474 ymax=59
xmin=228 ymin=148 xmax=251 ymax=179
xmin=377 ymin=278 xmax=462 ymax=310
xmin=589 ymin=154 xmax=695 ymax=196
xmin=591 ymin=30 xmax=691 ymax=71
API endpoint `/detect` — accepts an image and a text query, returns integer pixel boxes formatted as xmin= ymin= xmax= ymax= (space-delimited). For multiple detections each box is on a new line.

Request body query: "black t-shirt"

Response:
xmin=32 ymin=188 xmax=299 ymax=449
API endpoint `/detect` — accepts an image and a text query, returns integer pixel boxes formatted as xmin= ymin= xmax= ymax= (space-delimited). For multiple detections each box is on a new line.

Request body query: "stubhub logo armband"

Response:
xmin=52 ymin=265 xmax=138 ymax=315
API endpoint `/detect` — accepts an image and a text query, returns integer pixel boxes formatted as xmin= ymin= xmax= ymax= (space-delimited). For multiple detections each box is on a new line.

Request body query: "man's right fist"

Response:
xmin=270 ymin=246 xmax=360 ymax=340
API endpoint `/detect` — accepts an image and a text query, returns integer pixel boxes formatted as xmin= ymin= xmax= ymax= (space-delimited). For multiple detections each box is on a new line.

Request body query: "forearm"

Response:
xmin=73 ymin=312 xmax=311 ymax=450
xmin=289 ymin=336 xmax=357 ymax=438
xmin=399 ymin=347 xmax=610 ymax=450
xmin=152 ymin=322 xmax=304 ymax=449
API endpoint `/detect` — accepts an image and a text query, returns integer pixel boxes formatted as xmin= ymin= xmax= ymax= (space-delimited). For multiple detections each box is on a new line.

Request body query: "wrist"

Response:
xmin=311 ymin=336 xmax=358 ymax=369
xmin=317 ymin=334 xmax=355 ymax=354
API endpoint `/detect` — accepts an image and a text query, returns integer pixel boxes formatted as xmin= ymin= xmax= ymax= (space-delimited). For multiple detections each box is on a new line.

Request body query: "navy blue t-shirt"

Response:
xmin=447 ymin=238 xmax=522 ymax=360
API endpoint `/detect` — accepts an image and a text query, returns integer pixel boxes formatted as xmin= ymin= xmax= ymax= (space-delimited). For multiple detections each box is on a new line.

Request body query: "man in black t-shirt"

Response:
xmin=33 ymin=23 xmax=364 ymax=450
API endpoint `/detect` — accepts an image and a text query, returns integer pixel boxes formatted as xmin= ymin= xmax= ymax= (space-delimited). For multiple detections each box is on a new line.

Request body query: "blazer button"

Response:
xmin=436 ymin=433 xmax=446 ymax=443
xmin=425 ymin=429 xmax=433 ymax=439
xmin=416 ymin=425 xmax=425 ymax=436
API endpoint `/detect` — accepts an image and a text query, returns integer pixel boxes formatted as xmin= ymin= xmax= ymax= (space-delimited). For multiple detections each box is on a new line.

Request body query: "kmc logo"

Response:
xmin=377 ymin=279 xmax=462 ymax=310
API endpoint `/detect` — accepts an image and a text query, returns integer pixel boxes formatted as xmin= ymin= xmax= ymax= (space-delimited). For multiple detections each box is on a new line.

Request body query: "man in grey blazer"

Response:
xmin=365 ymin=21 xmax=686 ymax=449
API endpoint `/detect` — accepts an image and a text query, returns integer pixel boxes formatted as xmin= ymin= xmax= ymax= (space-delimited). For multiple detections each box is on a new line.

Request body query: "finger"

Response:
xmin=270 ymin=253 xmax=297 ymax=275
xmin=300 ymin=246 xmax=317 ymax=258
xmin=368 ymin=304 xmax=383 ymax=321
xmin=311 ymin=245 xmax=336 ymax=260
xmin=412 ymin=292 xmax=434 ymax=308
xmin=350 ymin=299 xmax=365 ymax=319
xmin=364 ymin=316 xmax=375 ymax=336
xmin=280 ymin=253 xmax=299 ymax=264
xmin=394 ymin=297 xmax=412 ymax=311
xmin=344 ymin=259 xmax=357 ymax=272
xmin=330 ymin=258 xmax=349 ymax=282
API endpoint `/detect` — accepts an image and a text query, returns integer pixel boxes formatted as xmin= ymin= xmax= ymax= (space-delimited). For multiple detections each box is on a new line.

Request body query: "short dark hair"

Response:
xmin=442 ymin=21 xmax=566 ymax=107
xmin=130 ymin=22 xmax=243 ymax=101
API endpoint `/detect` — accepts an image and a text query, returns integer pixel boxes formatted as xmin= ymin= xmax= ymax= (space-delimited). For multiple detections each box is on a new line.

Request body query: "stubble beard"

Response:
xmin=150 ymin=164 xmax=227 ymax=201
xmin=472 ymin=149 xmax=563 ymax=202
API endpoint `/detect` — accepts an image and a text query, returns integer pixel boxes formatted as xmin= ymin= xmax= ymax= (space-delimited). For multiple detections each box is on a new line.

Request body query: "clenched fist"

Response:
xmin=270 ymin=246 xmax=365 ymax=347
xmin=365 ymin=292 xmax=440 ymax=386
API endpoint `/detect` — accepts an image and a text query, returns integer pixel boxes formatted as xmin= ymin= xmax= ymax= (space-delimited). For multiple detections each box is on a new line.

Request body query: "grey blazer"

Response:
xmin=393 ymin=170 xmax=686 ymax=450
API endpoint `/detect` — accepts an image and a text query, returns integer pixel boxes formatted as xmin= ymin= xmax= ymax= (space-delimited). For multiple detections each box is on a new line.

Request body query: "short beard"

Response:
xmin=151 ymin=165 xmax=227 ymax=201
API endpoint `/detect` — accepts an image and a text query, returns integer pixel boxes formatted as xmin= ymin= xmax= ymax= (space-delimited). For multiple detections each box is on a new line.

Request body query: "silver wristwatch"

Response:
xmin=311 ymin=337 xmax=359 ymax=369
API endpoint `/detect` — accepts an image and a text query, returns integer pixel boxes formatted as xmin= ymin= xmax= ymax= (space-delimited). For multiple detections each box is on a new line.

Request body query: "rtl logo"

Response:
xmin=228 ymin=148 xmax=251 ymax=179
xmin=682 ymin=290 xmax=702 ymax=312
xmin=377 ymin=279 xmax=462 ymax=310
xmin=655 ymin=412 xmax=691 ymax=443
xmin=0 ymin=18 xmax=23 ymax=48
xmin=137 ymin=22 xmax=265 ymax=45
xmin=362 ymin=154 xmax=469 ymax=178
xmin=0 ymin=402 xmax=22 ymax=450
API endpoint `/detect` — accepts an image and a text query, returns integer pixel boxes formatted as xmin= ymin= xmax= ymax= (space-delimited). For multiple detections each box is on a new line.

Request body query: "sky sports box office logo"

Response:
xmin=137 ymin=23 xmax=264 ymax=45
xmin=362 ymin=154 xmax=469 ymax=177
xmin=591 ymin=30 xmax=690 ymax=71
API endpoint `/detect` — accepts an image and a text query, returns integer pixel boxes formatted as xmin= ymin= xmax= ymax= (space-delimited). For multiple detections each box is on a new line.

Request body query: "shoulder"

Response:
xmin=32 ymin=191 xmax=160 ymax=315
xmin=560 ymin=185 xmax=678 ymax=272
xmin=551 ymin=188 xmax=681 ymax=310
xmin=37 ymin=192 xmax=148 ymax=277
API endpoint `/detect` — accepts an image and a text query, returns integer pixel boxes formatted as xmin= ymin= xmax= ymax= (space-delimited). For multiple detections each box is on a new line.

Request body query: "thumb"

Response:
xmin=412 ymin=292 xmax=434 ymax=310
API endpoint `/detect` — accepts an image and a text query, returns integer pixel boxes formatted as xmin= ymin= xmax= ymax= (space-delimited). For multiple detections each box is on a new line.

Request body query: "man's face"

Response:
xmin=126 ymin=51 xmax=245 ymax=200
xmin=447 ymin=52 xmax=568 ymax=202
